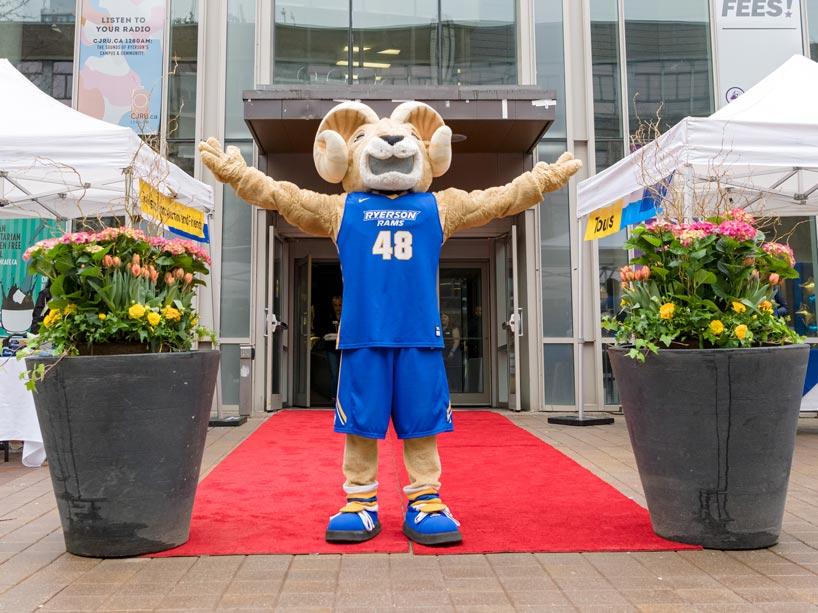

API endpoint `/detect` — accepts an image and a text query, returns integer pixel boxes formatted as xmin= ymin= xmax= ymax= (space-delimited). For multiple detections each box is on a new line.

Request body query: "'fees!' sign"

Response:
xmin=721 ymin=0 xmax=796 ymax=18
xmin=715 ymin=0 xmax=802 ymax=109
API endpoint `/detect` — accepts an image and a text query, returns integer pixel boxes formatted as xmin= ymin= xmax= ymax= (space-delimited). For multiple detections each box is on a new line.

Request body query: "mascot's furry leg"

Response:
xmin=325 ymin=434 xmax=381 ymax=543
xmin=325 ymin=433 xmax=461 ymax=545
xmin=402 ymin=435 xmax=461 ymax=545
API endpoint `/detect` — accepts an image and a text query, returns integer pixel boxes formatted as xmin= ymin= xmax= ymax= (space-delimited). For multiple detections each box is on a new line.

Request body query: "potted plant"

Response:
xmin=603 ymin=208 xmax=809 ymax=549
xmin=21 ymin=226 xmax=219 ymax=557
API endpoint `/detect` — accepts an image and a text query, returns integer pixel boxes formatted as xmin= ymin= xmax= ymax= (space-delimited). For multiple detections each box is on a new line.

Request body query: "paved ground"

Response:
xmin=3 ymin=410 xmax=818 ymax=612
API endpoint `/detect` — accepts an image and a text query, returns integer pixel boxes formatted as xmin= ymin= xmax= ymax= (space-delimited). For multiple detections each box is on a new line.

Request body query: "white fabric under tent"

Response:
xmin=0 ymin=59 xmax=213 ymax=220
xmin=578 ymin=54 xmax=818 ymax=221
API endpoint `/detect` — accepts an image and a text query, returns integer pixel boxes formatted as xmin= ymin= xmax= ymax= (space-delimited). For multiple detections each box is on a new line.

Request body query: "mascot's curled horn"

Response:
xmin=200 ymin=100 xmax=582 ymax=546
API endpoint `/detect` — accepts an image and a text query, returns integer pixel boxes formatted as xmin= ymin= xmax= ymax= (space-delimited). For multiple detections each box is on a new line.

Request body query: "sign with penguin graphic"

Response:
xmin=0 ymin=220 xmax=56 ymax=356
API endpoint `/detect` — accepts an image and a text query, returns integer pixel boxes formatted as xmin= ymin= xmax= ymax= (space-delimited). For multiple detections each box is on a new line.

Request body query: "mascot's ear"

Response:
xmin=391 ymin=101 xmax=452 ymax=177
xmin=314 ymin=102 xmax=380 ymax=183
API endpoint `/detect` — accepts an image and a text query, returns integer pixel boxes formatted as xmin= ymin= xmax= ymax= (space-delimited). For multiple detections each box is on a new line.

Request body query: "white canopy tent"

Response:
xmin=0 ymin=59 xmax=213 ymax=220
xmin=578 ymin=54 xmax=818 ymax=221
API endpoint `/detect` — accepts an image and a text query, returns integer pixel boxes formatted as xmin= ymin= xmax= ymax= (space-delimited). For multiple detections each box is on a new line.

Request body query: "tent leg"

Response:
xmin=548 ymin=217 xmax=613 ymax=427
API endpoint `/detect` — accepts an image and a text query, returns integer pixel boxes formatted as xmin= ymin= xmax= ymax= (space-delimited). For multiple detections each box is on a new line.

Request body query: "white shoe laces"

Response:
xmin=414 ymin=506 xmax=460 ymax=527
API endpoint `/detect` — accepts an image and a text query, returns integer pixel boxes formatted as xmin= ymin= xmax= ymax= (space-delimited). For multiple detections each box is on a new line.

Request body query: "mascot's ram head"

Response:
xmin=313 ymin=101 xmax=452 ymax=194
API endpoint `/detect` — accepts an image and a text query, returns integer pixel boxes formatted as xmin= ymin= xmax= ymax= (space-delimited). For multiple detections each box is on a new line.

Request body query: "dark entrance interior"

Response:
xmin=309 ymin=263 xmax=343 ymax=406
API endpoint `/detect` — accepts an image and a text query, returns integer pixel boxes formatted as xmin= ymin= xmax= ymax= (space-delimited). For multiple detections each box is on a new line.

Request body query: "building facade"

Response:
xmin=3 ymin=0 xmax=818 ymax=414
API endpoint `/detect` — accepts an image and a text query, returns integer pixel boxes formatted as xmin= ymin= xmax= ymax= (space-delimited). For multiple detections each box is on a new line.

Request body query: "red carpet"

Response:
xmin=151 ymin=410 xmax=697 ymax=556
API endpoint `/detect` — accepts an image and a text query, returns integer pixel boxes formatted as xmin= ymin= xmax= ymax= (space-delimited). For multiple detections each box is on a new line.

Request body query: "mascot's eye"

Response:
xmin=353 ymin=132 xmax=365 ymax=142
xmin=411 ymin=132 xmax=420 ymax=140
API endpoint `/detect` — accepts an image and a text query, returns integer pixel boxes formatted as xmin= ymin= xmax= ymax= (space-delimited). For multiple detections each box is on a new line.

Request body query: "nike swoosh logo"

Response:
xmin=358 ymin=197 xmax=370 ymax=203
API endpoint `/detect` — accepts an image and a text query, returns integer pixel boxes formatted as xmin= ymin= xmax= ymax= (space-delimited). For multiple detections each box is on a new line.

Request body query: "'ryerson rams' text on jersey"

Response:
xmin=335 ymin=191 xmax=444 ymax=349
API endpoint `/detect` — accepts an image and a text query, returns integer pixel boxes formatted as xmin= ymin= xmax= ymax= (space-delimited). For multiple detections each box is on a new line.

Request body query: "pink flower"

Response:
xmin=723 ymin=208 xmax=755 ymax=224
xmin=762 ymin=242 xmax=796 ymax=267
xmin=717 ymin=220 xmax=757 ymax=242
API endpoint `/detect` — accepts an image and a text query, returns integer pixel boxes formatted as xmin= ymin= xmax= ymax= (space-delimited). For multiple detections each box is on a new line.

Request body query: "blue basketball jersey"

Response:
xmin=336 ymin=191 xmax=444 ymax=349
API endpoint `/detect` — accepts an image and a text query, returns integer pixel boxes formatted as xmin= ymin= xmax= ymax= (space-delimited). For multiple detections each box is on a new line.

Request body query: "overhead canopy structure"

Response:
xmin=0 ymin=59 xmax=213 ymax=220
xmin=578 ymin=55 xmax=818 ymax=222
xmin=242 ymin=85 xmax=557 ymax=193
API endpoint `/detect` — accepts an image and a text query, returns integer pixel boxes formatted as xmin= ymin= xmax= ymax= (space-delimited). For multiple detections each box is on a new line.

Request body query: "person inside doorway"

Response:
xmin=441 ymin=312 xmax=463 ymax=392
xmin=465 ymin=305 xmax=483 ymax=393
xmin=325 ymin=295 xmax=342 ymax=402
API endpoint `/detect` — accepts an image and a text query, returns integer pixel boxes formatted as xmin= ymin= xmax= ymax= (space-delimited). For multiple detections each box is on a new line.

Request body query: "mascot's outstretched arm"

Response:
xmin=199 ymin=137 xmax=344 ymax=239
xmin=437 ymin=152 xmax=582 ymax=240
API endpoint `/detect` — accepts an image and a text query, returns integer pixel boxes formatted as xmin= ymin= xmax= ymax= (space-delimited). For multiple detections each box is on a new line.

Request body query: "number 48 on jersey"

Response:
xmin=372 ymin=230 xmax=413 ymax=260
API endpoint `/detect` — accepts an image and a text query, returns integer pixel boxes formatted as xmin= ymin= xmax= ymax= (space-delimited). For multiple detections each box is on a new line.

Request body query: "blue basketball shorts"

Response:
xmin=334 ymin=347 xmax=453 ymax=439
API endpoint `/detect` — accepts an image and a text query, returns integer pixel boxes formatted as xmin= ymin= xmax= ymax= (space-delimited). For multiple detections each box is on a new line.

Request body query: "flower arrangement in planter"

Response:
xmin=602 ymin=207 xmax=804 ymax=360
xmin=22 ymin=226 xmax=213 ymax=364
xmin=20 ymin=226 xmax=221 ymax=557
xmin=603 ymin=206 xmax=810 ymax=549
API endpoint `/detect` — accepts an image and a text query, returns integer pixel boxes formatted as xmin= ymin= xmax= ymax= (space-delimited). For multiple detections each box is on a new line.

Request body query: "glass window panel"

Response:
xmin=598 ymin=229 xmax=628 ymax=323
xmin=809 ymin=0 xmax=818 ymax=59
xmin=167 ymin=141 xmax=196 ymax=176
xmin=440 ymin=0 xmax=517 ymax=85
xmin=274 ymin=0 xmax=351 ymax=84
xmin=602 ymin=344 xmax=620 ymax=405
xmin=539 ymin=141 xmax=573 ymax=338
xmin=543 ymin=343 xmax=575 ymax=405
xmin=351 ymin=0 xmax=437 ymax=86
xmin=220 ymin=343 xmax=240 ymax=405
xmin=0 ymin=3 xmax=76 ymax=102
xmin=590 ymin=0 xmax=624 ymax=170
xmin=534 ymin=0 xmax=566 ymax=138
xmin=225 ymin=0 xmax=255 ymax=138
xmin=624 ymin=0 xmax=714 ymax=137
xmin=219 ymin=142 xmax=254 ymax=338
xmin=763 ymin=217 xmax=818 ymax=339
xmin=168 ymin=0 xmax=198 ymax=142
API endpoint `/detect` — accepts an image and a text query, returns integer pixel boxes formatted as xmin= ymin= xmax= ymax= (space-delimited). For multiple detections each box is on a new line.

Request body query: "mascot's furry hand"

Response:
xmin=199 ymin=137 xmax=248 ymax=186
xmin=532 ymin=153 xmax=582 ymax=193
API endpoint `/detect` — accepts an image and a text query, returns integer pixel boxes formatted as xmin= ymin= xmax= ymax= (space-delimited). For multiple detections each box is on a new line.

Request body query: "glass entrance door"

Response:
xmin=264 ymin=227 xmax=287 ymax=411
xmin=439 ymin=264 xmax=490 ymax=405
xmin=495 ymin=228 xmax=521 ymax=410
xmin=293 ymin=256 xmax=312 ymax=407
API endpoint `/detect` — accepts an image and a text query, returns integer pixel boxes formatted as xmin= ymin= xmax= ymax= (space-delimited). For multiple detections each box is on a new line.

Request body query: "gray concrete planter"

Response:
xmin=609 ymin=344 xmax=809 ymax=550
xmin=26 ymin=350 xmax=220 ymax=557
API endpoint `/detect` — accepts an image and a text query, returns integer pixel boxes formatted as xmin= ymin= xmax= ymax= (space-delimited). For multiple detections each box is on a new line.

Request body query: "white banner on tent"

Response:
xmin=714 ymin=0 xmax=803 ymax=108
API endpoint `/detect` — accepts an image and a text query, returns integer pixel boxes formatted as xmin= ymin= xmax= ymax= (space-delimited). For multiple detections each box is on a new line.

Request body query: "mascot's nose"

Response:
xmin=380 ymin=135 xmax=404 ymax=146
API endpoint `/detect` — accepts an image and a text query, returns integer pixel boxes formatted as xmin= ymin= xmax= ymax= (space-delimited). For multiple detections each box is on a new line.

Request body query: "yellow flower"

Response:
xmin=709 ymin=320 xmax=724 ymax=335
xmin=147 ymin=312 xmax=161 ymax=326
xmin=63 ymin=304 xmax=77 ymax=315
xmin=128 ymin=303 xmax=146 ymax=319
xmin=759 ymin=300 xmax=774 ymax=314
xmin=620 ymin=298 xmax=627 ymax=307
xmin=735 ymin=324 xmax=749 ymax=340
xmin=98 ymin=313 xmax=107 ymax=320
xmin=732 ymin=301 xmax=746 ymax=314
xmin=190 ymin=317 xmax=198 ymax=327
xmin=42 ymin=310 xmax=61 ymax=328
xmin=163 ymin=306 xmax=181 ymax=321
xmin=659 ymin=302 xmax=675 ymax=319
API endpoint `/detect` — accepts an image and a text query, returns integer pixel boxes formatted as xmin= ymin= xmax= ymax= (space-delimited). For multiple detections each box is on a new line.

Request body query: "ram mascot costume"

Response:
xmin=199 ymin=101 xmax=581 ymax=546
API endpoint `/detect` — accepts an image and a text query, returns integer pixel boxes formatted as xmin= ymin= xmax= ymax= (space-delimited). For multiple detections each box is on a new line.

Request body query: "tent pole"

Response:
xmin=548 ymin=216 xmax=614 ymax=427
xmin=683 ymin=164 xmax=694 ymax=222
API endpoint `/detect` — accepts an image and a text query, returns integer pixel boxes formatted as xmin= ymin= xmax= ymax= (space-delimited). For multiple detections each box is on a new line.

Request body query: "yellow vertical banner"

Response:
xmin=584 ymin=199 xmax=624 ymax=241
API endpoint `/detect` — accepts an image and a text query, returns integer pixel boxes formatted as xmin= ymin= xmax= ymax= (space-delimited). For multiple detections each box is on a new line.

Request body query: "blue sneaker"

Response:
xmin=402 ymin=488 xmax=462 ymax=546
xmin=325 ymin=486 xmax=381 ymax=543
